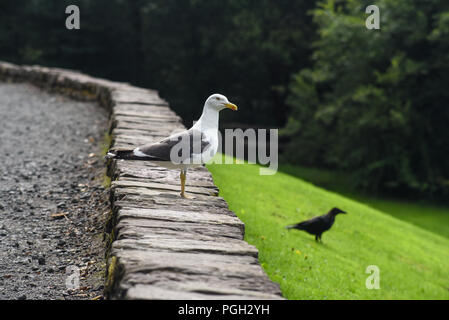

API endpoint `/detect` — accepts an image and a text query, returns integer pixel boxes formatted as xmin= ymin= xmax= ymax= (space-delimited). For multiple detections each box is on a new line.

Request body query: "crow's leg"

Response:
xmin=180 ymin=169 xmax=189 ymax=198
xmin=315 ymin=235 xmax=319 ymax=242
xmin=318 ymin=234 xmax=323 ymax=243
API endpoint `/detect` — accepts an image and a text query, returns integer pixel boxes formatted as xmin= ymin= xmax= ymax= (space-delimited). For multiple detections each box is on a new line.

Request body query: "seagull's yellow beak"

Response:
xmin=224 ymin=102 xmax=238 ymax=111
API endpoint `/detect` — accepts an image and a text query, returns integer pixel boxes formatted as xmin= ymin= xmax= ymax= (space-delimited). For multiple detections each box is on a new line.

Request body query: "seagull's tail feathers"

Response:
xmin=105 ymin=149 xmax=137 ymax=160
xmin=105 ymin=149 xmax=159 ymax=161
xmin=104 ymin=151 xmax=117 ymax=160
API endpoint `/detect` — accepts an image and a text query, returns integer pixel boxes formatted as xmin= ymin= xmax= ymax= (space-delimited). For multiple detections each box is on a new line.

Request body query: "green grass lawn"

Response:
xmin=207 ymin=155 xmax=449 ymax=299
xmin=281 ymin=164 xmax=449 ymax=239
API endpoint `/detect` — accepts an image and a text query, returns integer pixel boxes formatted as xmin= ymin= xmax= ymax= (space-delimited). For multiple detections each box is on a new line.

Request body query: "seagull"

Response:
xmin=286 ymin=207 xmax=346 ymax=242
xmin=106 ymin=93 xmax=238 ymax=198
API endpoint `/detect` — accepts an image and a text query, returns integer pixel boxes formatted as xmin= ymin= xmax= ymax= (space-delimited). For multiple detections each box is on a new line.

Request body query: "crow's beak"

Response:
xmin=341 ymin=211 xmax=347 ymax=214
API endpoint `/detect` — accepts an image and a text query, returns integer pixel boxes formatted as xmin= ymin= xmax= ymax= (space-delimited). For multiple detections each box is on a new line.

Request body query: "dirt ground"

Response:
xmin=0 ymin=82 xmax=110 ymax=300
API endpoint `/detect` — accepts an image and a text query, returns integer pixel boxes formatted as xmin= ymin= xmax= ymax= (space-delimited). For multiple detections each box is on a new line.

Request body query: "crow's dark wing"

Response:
xmin=289 ymin=215 xmax=331 ymax=235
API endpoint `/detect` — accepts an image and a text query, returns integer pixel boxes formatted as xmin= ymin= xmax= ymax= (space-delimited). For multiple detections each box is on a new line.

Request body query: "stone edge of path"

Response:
xmin=0 ymin=61 xmax=284 ymax=300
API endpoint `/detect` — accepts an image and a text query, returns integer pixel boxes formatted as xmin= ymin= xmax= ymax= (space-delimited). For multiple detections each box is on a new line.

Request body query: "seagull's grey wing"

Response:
xmin=135 ymin=129 xmax=211 ymax=162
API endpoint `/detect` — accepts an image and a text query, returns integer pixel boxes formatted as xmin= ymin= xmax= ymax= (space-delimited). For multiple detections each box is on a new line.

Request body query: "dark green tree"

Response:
xmin=138 ymin=0 xmax=316 ymax=126
xmin=0 ymin=0 xmax=316 ymax=128
xmin=283 ymin=0 xmax=449 ymax=198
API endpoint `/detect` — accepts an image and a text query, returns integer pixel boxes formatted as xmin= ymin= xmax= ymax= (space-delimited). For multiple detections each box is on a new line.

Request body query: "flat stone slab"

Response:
xmin=116 ymin=208 xmax=245 ymax=238
xmin=112 ymin=250 xmax=282 ymax=299
xmin=111 ymin=90 xmax=168 ymax=106
xmin=112 ymin=180 xmax=219 ymax=196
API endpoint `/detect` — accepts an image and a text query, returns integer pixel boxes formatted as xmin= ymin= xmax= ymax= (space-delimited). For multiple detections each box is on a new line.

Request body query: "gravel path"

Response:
xmin=0 ymin=83 xmax=109 ymax=300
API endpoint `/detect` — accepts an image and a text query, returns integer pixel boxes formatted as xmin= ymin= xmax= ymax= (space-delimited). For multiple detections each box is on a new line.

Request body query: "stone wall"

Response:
xmin=0 ymin=61 xmax=283 ymax=299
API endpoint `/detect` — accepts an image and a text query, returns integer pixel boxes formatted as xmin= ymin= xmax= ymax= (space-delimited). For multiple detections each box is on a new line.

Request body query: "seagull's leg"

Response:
xmin=180 ymin=168 xmax=189 ymax=198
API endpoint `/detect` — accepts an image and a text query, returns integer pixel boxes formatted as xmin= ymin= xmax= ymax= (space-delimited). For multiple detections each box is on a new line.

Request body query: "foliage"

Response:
xmin=283 ymin=0 xmax=449 ymax=198
xmin=0 ymin=0 xmax=315 ymax=127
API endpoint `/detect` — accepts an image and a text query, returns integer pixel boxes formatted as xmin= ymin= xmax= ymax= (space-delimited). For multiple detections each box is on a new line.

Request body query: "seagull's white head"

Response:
xmin=204 ymin=94 xmax=238 ymax=112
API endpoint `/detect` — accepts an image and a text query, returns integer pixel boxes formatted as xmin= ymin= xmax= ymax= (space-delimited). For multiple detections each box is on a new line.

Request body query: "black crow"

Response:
xmin=286 ymin=207 xmax=346 ymax=242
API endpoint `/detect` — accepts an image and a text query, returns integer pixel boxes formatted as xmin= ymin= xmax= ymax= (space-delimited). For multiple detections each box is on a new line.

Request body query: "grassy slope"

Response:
xmin=207 ymin=156 xmax=449 ymax=299
xmin=281 ymin=164 xmax=449 ymax=239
